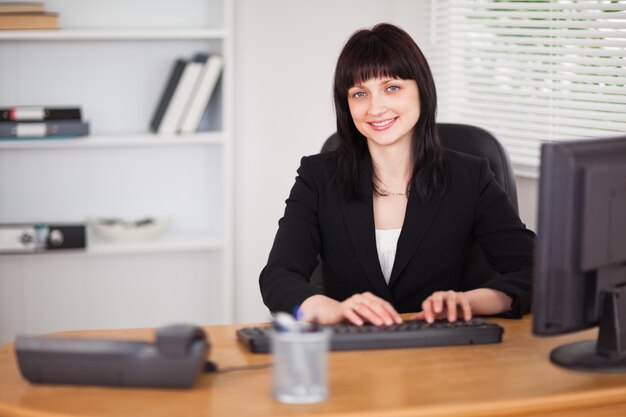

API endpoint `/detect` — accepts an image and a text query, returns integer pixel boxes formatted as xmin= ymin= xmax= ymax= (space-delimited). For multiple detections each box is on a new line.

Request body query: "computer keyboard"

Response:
xmin=236 ymin=318 xmax=503 ymax=353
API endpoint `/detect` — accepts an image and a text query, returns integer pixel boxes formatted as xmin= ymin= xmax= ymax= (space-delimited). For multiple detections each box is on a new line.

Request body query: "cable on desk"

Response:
xmin=205 ymin=361 xmax=271 ymax=373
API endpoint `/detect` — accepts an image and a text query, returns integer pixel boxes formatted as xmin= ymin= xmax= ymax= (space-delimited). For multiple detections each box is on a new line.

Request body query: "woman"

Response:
xmin=259 ymin=23 xmax=534 ymax=326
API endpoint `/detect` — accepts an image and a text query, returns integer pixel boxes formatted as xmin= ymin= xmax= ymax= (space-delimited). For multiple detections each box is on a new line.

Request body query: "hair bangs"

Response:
xmin=338 ymin=36 xmax=412 ymax=95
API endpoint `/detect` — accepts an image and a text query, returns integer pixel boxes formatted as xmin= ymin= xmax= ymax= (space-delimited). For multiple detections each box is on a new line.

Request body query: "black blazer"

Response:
xmin=260 ymin=150 xmax=535 ymax=317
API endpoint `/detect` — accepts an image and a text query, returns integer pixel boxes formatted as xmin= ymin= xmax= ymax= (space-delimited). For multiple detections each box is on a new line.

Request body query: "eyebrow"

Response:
xmin=350 ymin=78 xmax=399 ymax=89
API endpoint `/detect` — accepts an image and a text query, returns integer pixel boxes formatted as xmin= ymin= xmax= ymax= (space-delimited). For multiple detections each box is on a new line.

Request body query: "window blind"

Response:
xmin=436 ymin=0 xmax=626 ymax=176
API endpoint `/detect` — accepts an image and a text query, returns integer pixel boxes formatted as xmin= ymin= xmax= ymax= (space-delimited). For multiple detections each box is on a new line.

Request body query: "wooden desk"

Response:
xmin=1 ymin=317 xmax=626 ymax=417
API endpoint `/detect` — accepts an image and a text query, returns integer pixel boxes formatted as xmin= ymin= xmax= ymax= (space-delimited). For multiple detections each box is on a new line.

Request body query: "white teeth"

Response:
xmin=371 ymin=118 xmax=394 ymax=127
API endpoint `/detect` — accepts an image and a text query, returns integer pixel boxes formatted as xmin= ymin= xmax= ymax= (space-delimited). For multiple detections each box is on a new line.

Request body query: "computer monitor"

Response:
xmin=533 ymin=135 xmax=626 ymax=372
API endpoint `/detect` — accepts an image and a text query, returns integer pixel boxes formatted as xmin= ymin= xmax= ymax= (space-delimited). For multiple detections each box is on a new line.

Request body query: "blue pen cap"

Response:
xmin=293 ymin=306 xmax=305 ymax=321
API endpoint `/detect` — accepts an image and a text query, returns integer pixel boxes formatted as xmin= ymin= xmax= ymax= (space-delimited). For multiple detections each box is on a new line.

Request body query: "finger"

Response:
xmin=459 ymin=295 xmax=472 ymax=321
xmin=432 ymin=292 xmax=444 ymax=314
xmin=445 ymin=291 xmax=458 ymax=322
xmin=342 ymin=306 xmax=364 ymax=326
xmin=361 ymin=293 xmax=400 ymax=325
xmin=378 ymin=299 xmax=403 ymax=324
xmin=422 ymin=298 xmax=434 ymax=323
xmin=344 ymin=296 xmax=382 ymax=325
xmin=352 ymin=302 xmax=384 ymax=326
xmin=359 ymin=293 xmax=392 ymax=324
xmin=354 ymin=293 xmax=394 ymax=325
xmin=386 ymin=304 xmax=403 ymax=324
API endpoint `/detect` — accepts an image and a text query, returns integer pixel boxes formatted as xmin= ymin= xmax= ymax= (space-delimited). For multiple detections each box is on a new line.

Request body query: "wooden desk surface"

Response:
xmin=1 ymin=317 xmax=626 ymax=417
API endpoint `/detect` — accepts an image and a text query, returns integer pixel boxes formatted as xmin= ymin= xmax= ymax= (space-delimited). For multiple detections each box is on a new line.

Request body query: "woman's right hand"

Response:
xmin=300 ymin=292 xmax=402 ymax=326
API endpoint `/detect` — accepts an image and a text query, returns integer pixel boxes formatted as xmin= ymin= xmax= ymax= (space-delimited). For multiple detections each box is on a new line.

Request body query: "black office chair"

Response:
xmin=311 ymin=123 xmax=518 ymax=292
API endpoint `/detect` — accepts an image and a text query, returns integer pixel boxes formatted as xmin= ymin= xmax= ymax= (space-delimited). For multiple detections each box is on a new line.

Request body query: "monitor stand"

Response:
xmin=550 ymin=284 xmax=626 ymax=372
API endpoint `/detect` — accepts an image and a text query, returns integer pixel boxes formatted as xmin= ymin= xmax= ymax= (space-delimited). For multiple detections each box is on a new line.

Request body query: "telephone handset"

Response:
xmin=16 ymin=324 xmax=209 ymax=388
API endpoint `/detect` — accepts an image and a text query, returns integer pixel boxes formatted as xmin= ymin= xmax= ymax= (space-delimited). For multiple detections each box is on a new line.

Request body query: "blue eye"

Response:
xmin=387 ymin=85 xmax=400 ymax=92
xmin=352 ymin=91 xmax=366 ymax=98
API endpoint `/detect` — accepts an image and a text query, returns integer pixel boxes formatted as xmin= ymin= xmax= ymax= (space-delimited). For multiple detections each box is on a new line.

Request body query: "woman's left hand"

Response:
xmin=410 ymin=290 xmax=472 ymax=323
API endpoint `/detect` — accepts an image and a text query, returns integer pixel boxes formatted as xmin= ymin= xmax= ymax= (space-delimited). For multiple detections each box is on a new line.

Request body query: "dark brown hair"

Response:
xmin=333 ymin=23 xmax=445 ymax=201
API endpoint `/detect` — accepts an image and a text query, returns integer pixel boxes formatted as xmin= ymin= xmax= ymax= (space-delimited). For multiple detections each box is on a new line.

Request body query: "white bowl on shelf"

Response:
xmin=88 ymin=216 xmax=172 ymax=242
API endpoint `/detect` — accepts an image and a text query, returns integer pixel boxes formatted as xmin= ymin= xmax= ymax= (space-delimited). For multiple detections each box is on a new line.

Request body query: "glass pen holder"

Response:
xmin=269 ymin=328 xmax=331 ymax=404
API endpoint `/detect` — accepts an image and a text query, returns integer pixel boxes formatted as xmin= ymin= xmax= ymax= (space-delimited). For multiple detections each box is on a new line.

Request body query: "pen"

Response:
xmin=274 ymin=312 xmax=300 ymax=332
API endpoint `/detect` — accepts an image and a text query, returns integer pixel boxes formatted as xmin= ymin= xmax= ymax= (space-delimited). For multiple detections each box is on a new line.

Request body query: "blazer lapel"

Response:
xmin=340 ymin=159 xmax=394 ymax=302
xmin=388 ymin=188 xmax=445 ymax=288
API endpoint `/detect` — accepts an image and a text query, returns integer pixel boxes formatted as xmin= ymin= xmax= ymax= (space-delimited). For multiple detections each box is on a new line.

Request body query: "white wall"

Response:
xmin=232 ymin=0 xmax=539 ymax=323
xmin=516 ymin=176 xmax=538 ymax=232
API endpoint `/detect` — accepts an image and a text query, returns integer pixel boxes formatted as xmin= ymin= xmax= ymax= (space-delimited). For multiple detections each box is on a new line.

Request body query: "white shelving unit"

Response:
xmin=0 ymin=0 xmax=234 ymax=344
xmin=0 ymin=28 xmax=228 ymax=41
xmin=0 ymin=132 xmax=226 ymax=149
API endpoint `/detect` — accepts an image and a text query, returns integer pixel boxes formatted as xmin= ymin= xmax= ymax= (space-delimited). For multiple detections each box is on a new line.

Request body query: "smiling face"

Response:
xmin=347 ymin=77 xmax=420 ymax=150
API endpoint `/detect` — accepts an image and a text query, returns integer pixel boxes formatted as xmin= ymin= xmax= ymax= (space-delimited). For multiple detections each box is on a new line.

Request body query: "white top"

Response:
xmin=375 ymin=228 xmax=402 ymax=284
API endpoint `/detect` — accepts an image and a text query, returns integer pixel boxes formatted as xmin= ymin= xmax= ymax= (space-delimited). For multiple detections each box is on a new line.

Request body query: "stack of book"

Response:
xmin=0 ymin=106 xmax=89 ymax=140
xmin=151 ymin=53 xmax=224 ymax=135
xmin=0 ymin=2 xmax=58 ymax=30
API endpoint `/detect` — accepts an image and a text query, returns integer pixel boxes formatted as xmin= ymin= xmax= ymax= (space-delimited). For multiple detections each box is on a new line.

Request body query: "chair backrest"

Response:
xmin=321 ymin=123 xmax=518 ymax=212
xmin=311 ymin=123 xmax=519 ymax=291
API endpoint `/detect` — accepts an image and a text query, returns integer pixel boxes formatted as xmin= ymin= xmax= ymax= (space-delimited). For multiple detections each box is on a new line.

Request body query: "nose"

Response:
xmin=367 ymin=93 xmax=387 ymax=117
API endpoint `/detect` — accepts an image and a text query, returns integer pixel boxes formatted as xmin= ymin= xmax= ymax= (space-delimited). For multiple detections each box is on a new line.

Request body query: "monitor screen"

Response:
xmin=532 ymin=135 xmax=626 ymax=372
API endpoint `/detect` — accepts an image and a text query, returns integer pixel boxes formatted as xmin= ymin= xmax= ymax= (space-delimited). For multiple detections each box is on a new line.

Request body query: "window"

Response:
xmin=433 ymin=0 xmax=626 ymax=176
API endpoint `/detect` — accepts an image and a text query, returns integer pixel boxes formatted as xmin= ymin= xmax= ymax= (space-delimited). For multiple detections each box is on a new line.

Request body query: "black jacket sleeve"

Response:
xmin=472 ymin=158 xmax=535 ymax=317
xmin=259 ymin=156 xmax=323 ymax=313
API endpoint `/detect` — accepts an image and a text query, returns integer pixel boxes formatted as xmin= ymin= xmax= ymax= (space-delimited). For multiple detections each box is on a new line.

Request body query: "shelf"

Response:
xmin=88 ymin=235 xmax=225 ymax=255
xmin=0 ymin=132 xmax=225 ymax=150
xmin=0 ymin=235 xmax=224 ymax=258
xmin=0 ymin=28 xmax=228 ymax=41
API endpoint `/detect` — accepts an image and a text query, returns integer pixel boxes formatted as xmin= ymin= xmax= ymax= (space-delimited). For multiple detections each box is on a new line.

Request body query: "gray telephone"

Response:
xmin=15 ymin=324 xmax=210 ymax=388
